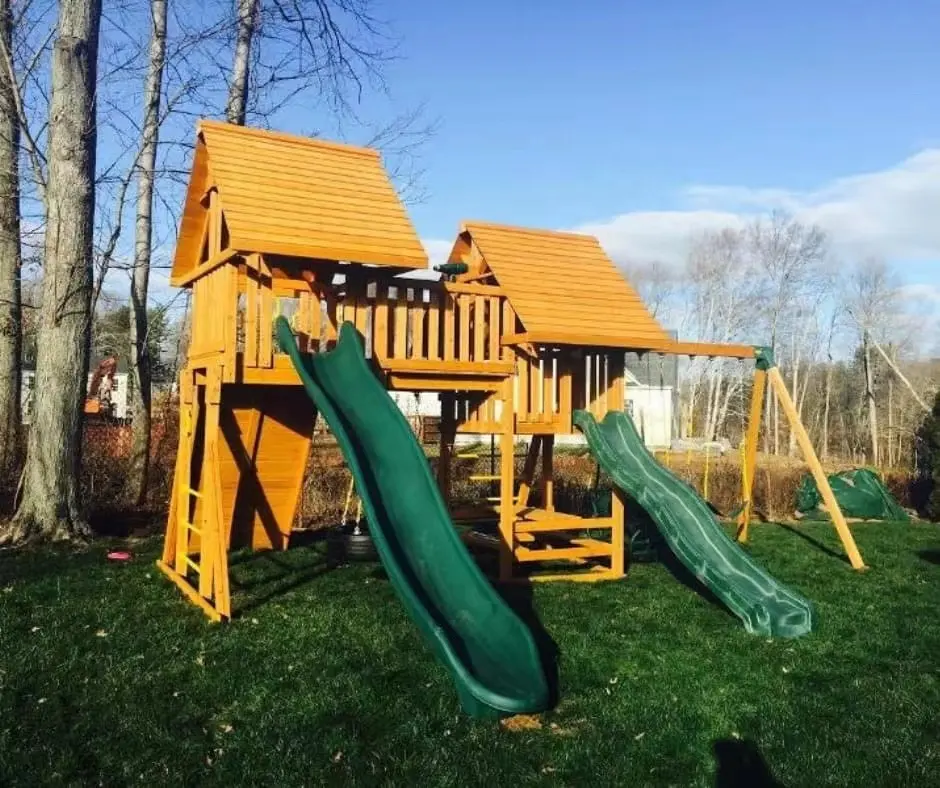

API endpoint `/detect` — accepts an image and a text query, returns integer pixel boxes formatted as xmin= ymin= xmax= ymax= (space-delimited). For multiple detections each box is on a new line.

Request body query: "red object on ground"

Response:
xmin=107 ymin=551 xmax=133 ymax=561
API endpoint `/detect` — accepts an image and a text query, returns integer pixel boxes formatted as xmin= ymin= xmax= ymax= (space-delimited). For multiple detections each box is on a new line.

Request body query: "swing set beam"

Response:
xmin=641 ymin=341 xmax=866 ymax=571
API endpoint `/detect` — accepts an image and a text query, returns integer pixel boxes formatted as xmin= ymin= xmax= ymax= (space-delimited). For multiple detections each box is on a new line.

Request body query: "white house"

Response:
xmin=21 ymin=369 xmax=131 ymax=423
xmin=387 ymin=368 xmax=675 ymax=450
xmin=624 ymin=372 xmax=673 ymax=448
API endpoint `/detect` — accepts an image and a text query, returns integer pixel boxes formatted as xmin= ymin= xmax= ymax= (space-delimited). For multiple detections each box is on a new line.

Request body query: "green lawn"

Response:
xmin=1 ymin=521 xmax=939 ymax=786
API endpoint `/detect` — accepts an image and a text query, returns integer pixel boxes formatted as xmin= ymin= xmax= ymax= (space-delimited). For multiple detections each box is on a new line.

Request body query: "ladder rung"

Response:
xmin=456 ymin=453 xmax=479 ymax=459
xmin=183 ymin=556 xmax=201 ymax=573
xmin=184 ymin=522 xmax=202 ymax=536
xmin=470 ymin=474 xmax=501 ymax=482
xmin=187 ymin=488 xmax=202 ymax=499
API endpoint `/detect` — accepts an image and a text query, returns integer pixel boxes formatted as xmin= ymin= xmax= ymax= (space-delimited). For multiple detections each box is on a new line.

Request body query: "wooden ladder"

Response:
xmin=158 ymin=367 xmax=232 ymax=621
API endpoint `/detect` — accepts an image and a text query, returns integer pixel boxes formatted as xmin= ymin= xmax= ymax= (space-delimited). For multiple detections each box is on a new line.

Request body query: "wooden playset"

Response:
xmin=158 ymin=121 xmax=864 ymax=622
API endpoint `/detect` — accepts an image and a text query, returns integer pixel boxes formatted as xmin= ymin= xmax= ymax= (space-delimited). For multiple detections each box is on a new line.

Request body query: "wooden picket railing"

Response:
xmin=187 ymin=262 xmax=515 ymax=378
xmin=184 ymin=259 xmax=626 ymax=431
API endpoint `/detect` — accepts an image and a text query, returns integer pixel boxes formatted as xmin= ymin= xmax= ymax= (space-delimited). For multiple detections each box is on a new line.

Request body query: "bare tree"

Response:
xmin=4 ymin=0 xmax=102 ymax=543
xmin=126 ymin=0 xmax=168 ymax=505
xmin=820 ymin=307 xmax=841 ymax=460
xmin=844 ymin=258 xmax=899 ymax=466
xmin=226 ymin=0 xmax=258 ymax=124
xmin=747 ymin=212 xmax=829 ymax=454
xmin=680 ymin=228 xmax=758 ymax=441
xmin=0 ymin=0 xmax=20 ymax=481
xmin=622 ymin=259 xmax=676 ymax=321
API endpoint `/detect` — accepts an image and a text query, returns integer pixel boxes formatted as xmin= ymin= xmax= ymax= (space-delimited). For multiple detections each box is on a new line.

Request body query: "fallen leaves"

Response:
xmin=500 ymin=714 xmax=543 ymax=732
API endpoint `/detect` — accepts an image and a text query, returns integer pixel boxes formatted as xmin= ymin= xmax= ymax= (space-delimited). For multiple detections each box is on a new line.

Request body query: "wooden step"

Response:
xmin=521 ymin=566 xmax=622 ymax=583
xmin=514 ymin=538 xmax=613 ymax=563
xmin=515 ymin=519 xmax=612 ymax=533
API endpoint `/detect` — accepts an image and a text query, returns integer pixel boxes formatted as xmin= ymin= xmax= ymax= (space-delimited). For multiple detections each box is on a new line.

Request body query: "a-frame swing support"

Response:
xmin=736 ymin=347 xmax=866 ymax=570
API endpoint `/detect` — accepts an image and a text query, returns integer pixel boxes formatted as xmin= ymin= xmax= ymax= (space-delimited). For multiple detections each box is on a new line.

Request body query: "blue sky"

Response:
xmin=142 ymin=0 xmax=940 ymax=334
xmin=380 ymin=1 xmax=939 ymax=237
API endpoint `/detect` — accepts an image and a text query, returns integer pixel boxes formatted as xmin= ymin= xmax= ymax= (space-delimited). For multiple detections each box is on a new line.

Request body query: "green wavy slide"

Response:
xmin=574 ymin=410 xmax=813 ymax=638
xmin=276 ymin=318 xmax=550 ymax=717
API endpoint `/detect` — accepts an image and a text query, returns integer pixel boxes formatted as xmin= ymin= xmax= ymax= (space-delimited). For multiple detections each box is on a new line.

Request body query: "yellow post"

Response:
xmin=541 ymin=434 xmax=554 ymax=511
xmin=498 ymin=378 xmax=516 ymax=581
xmin=437 ymin=394 xmax=455 ymax=505
xmin=767 ymin=365 xmax=866 ymax=570
xmin=611 ymin=486 xmax=625 ymax=578
xmin=736 ymin=367 xmax=766 ymax=542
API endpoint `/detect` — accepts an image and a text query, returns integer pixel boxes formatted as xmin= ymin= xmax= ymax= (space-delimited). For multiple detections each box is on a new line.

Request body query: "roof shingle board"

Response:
xmin=458 ymin=221 xmax=670 ymax=349
xmin=171 ymin=121 xmax=427 ymax=278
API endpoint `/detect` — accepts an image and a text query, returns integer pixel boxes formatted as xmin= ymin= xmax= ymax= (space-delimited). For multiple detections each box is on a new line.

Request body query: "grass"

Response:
xmin=1 ymin=521 xmax=940 ymax=786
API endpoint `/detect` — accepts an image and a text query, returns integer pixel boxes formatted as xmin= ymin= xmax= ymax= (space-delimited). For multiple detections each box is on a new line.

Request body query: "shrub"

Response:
xmin=915 ymin=390 xmax=940 ymax=520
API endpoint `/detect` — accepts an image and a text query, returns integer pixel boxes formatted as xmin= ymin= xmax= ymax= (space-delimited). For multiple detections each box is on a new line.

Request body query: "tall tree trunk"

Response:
xmin=127 ymin=0 xmax=167 ymax=506
xmin=887 ymin=377 xmax=894 ymax=467
xmin=226 ymin=0 xmax=259 ymax=125
xmin=863 ymin=332 xmax=878 ymax=466
xmin=4 ymin=0 xmax=101 ymax=543
xmin=0 ymin=0 xmax=21 ymax=483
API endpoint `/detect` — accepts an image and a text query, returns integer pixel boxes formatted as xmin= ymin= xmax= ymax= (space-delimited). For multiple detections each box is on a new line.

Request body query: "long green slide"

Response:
xmin=574 ymin=410 xmax=813 ymax=638
xmin=276 ymin=318 xmax=550 ymax=717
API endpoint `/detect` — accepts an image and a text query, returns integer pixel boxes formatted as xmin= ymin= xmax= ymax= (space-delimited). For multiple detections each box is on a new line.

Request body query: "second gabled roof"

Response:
xmin=449 ymin=221 xmax=670 ymax=350
xmin=171 ymin=121 xmax=428 ymax=280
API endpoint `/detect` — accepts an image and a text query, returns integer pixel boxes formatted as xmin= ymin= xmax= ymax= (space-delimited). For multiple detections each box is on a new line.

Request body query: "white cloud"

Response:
xmin=422 ymin=238 xmax=453 ymax=267
xmin=574 ymin=210 xmax=744 ymax=269
xmin=395 ymin=238 xmax=450 ymax=280
xmin=573 ymin=149 xmax=940 ymax=272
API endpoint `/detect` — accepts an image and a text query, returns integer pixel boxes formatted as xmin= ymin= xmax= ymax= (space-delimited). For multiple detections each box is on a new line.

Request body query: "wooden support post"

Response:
xmin=175 ymin=387 xmax=199 ymax=573
xmin=443 ymin=292 xmax=455 ymax=361
xmin=736 ymin=368 xmax=766 ymax=542
xmin=373 ymin=287 xmax=388 ymax=361
xmin=474 ymin=295 xmax=485 ymax=361
xmin=558 ymin=353 xmax=573 ymax=434
xmin=393 ymin=288 xmax=408 ymax=359
xmin=459 ymin=294 xmax=471 ymax=361
xmin=427 ymin=291 xmax=440 ymax=360
xmin=438 ymin=394 xmax=455 ymax=505
xmin=611 ymin=486 xmax=625 ymax=578
xmin=498 ymin=378 xmax=515 ymax=581
xmin=488 ymin=296 xmax=499 ymax=361
xmin=163 ymin=370 xmax=194 ymax=566
xmin=767 ymin=366 xmax=866 ymax=570
xmin=541 ymin=434 xmax=554 ymax=511
xmin=258 ymin=256 xmax=273 ymax=367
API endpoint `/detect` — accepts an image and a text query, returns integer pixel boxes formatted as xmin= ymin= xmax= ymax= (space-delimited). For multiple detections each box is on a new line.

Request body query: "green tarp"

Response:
xmin=796 ymin=468 xmax=908 ymax=521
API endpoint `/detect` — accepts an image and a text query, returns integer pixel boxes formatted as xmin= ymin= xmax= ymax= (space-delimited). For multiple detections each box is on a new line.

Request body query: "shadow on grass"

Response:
xmin=229 ymin=532 xmax=336 ymax=616
xmin=713 ymin=739 xmax=783 ymax=787
xmin=370 ymin=549 xmax=562 ymax=710
xmin=657 ymin=546 xmax=728 ymax=614
xmin=494 ymin=579 xmax=561 ymax=709
xmin=88 ymin=507 xmax=164 ymax=539
xmin=776 ymin=523 xmax=850 ymax=564
xmin=918 ymin=549 xmax=940 ymax=565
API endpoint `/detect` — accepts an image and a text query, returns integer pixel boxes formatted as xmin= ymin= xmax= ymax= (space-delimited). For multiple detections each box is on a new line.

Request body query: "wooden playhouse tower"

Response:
xmin=159 ymin=121 xmax=864 ymax=622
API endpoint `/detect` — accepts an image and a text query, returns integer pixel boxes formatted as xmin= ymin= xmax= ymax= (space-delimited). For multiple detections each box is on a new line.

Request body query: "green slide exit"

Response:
xmin=276 ymin=318 xmax=550 ymax=717
xmin=574 ymin=410 xmax=813 ymax=638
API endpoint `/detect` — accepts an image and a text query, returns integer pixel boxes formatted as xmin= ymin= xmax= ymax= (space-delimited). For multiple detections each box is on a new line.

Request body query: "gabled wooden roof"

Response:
xmin=171 ymin=121 xmax=428 ymax=281
xmin=449 ymin=221 xmax=670 ymax=350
